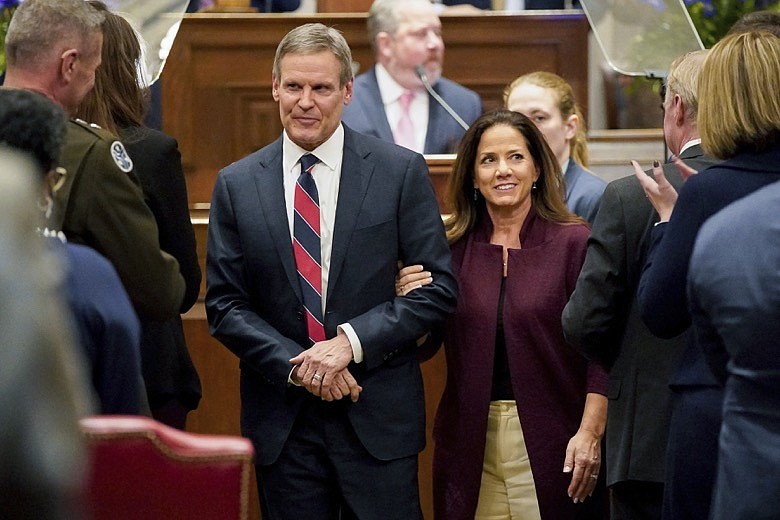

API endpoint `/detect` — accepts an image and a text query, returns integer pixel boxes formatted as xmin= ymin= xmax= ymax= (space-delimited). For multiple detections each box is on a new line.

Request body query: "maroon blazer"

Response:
xmin=430 ymin=212 xmax=608 ymax=520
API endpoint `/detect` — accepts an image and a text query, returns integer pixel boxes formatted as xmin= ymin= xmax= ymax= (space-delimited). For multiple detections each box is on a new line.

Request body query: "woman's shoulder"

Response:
xmin=539 ymin=217 xmax=590 ymax=242
xmin=119 ymin=126 xmax=178 ymax=152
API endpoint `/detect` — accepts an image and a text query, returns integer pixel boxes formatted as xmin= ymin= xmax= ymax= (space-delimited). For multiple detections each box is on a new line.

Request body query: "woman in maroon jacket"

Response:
xmin=400 ymin=109 xmax=607 ymax=519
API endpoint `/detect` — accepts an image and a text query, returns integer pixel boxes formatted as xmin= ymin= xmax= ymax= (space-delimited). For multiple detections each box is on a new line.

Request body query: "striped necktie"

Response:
xmin=293 ymin=153 xmax=326 ymax=345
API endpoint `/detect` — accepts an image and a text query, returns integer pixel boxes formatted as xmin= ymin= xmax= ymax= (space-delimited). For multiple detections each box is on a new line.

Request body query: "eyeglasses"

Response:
xmin=659 ymin=80 xmax=667 ymax=103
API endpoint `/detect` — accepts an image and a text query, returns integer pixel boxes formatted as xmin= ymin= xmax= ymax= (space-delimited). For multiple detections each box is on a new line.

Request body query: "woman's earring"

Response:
xmin=532 ymin=181 xmax=537 ymax=191
xmin=473 ymin=188 xmax=478 ymax=201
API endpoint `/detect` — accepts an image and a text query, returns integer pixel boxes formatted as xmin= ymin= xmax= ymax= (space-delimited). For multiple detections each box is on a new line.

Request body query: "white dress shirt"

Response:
xmin=282 ymin=125 xmax=364 ymax=363
xmin=375 ymin=63 xmax=429 ymax=154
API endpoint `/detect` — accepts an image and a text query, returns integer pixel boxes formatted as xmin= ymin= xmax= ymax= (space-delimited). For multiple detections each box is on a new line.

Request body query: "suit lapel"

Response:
xmin=364 ymin=68 xmax=395 ymax=142
xmin=253 ymin=139 xmax=302 ymax=301
xmin=327 ymin=129 xmax=373 ymax=302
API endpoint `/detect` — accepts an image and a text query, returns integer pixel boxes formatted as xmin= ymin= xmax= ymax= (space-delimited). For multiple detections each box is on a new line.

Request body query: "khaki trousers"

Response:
xmin=475 ymin=401 xmax=542 ymax=520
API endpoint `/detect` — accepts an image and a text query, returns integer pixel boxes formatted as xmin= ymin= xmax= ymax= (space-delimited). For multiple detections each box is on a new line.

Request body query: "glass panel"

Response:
xmin=104 ymin=0 xmax=190 ymax=84
xmin=580 ymin=0 xmax=703 ymax=77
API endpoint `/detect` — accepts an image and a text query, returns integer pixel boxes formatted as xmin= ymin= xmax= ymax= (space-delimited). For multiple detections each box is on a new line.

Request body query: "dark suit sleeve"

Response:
xmin=206 ymin=172 xmax=305 ymax=389
xmin=563 ymin=182 xmax=629 ymax=366
xmin=348 ymin=153 xmax=458 ymax=372
xmin=637 ymin=177 xmax=708 ymax=338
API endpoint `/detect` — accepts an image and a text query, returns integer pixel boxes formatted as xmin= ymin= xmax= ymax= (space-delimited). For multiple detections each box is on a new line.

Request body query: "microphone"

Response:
xmin=415 ymin=65 xmax=469 ymax=131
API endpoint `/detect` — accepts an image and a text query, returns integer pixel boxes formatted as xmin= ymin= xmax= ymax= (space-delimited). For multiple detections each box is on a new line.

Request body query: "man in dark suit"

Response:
xmin=688 ymin=180 xmax=780 ymax=520
xmin=206 ymin=23 xmax=457 ymax=520
xmin=342 ymin=0 xmax=482 ymax=155
xmin=561 ymin=50 xmax=717 ymax=520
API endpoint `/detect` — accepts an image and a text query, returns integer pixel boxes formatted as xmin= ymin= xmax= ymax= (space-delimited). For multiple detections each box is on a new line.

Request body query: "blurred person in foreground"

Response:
xmin=635 ymin=30 xmax=780 ymax=520
xmin=0 ymin=87 xmax=142 ymax=415
xmin=0 ymin=147 xmax=93 ymax=519
xmin=399 ymin=109 xmax=607 ymax=519
xmin=688 ymin=179 xmax=780 ymax=520
xmin=206 ymin=23 xmax=456 ymax=519
xmin=561 ymin=50 xmax=716 ymax=520
xmin=3 ymin=0 xmax=186 ymax=323
xmin=504 ymin=71 xmax=605 ymax=224
xmin=342 ymin=0 xmax=482 ymax=154
xmin=76 ymin=1 xmax=201 ymax=429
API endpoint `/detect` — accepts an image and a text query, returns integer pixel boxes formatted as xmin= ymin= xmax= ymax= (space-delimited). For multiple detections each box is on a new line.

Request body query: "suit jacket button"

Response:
xmin=296 ymin=309 xmax=304 ymax=321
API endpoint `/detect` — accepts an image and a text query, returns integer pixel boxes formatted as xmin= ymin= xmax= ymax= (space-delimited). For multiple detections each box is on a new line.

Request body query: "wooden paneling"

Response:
xmin=162 ymin=12 xmax=589 ymax=205
xmin=317 ymin=0 xmax=372 ymax=12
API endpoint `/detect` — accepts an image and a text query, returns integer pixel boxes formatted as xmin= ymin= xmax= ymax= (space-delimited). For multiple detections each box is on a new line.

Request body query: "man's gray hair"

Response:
xmin=273 ymin=23 xmax=354 ymax=88
xmin=367 ymin=0 xmax=431 ymax=54
xmin=5 ymin=0 xmax=104 ymax=70
xmin=665 ymin=49 xmax=708 ymax=125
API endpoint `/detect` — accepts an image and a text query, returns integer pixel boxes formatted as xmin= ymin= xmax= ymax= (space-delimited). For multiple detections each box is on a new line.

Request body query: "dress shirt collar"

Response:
xmin=679 ymin=138 xmax=702 ymax=156
xmin=375 ymin=63 xmax=423 ymax=105
xmin=282 ymin=124 xmax=345 ymax=174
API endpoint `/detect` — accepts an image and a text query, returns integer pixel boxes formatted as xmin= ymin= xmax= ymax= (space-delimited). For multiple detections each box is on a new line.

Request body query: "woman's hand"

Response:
xmin=395 ymin=263 xmax=432 ymax=296
xmin=632 ymin=159 xmax=678 ymax=222
xmin=563 ymin=392 xmax=607 ymax=503
xmin=563 ymin=427 xmax=601 ymax=503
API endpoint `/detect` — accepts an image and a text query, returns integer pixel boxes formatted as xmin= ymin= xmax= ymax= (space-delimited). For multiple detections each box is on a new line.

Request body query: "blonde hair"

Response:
xmin=503 ymin=71 xmax=589 ymax=167
xmin=698 ymin=31 xmax=780 ymax=159
xmin=664 ymin=50 xmax=708 ymax=125
xmin=445 ymin=109 xmax=581 ymax=244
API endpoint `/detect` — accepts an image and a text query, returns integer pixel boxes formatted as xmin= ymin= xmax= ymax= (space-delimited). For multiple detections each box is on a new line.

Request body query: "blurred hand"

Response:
xmin=672 ymin=155 xmax=699 ymax=181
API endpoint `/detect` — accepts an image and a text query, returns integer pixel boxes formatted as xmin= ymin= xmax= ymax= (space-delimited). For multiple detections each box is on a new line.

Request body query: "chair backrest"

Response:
xmin=79 ymin=415 xmax=254 ymax=520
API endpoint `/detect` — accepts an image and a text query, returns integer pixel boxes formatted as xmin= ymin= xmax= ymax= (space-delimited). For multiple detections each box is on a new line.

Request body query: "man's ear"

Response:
xmin=673 ymin=94 xmax=686 ymax=126
xmin=271 ymin=75 xmax=280 ymax=102
xmin=343 ymin=78 xmax=354 ymax=105
xmin=59 ymin=48 xmax=78 ymax=84
xmin=376 ymin=32 xmax=393 ymax=60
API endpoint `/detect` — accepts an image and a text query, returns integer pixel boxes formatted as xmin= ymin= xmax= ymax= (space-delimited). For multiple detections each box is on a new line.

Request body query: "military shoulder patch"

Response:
xmin=110 ymin=141 xmax=134 ymax=173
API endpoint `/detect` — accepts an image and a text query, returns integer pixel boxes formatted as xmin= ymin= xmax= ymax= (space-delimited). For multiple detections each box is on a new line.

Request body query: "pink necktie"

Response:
xmin=393 ymin=91 xmax=416 ymax=150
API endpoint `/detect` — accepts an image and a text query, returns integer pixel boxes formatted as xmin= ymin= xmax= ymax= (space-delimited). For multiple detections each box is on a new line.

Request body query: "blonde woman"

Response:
xmin=504 ymin=72 xmax=605 ymax=223
xmin=636 ymin=30 xmax=780 ymax=519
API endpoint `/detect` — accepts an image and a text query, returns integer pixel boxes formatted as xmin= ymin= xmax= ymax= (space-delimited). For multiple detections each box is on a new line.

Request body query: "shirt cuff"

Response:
xmin=338 ymin=323 xmax=363 ymax=364
xmin=288 ymin=366 xmax=301 ymax=386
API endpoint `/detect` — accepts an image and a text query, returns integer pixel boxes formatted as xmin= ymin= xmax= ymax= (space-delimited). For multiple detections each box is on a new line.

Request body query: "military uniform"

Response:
xmin=52 ymin=119 xmax=185 ymax=321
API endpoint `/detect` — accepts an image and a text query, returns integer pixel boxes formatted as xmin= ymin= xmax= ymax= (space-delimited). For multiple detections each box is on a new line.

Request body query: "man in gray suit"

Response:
xmin=342 ymin=0 xmax=482 ymax=154
xmin=561 ymin=50 xmax=717 ymax=520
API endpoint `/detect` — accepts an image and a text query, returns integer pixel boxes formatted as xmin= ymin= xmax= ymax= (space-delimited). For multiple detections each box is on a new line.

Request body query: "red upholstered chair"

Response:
xmin=79 ymin=415 xmax=254 ymax=520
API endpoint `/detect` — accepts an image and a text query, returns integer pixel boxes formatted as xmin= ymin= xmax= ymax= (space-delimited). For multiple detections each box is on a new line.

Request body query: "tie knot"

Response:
xmin=300 ymin=153 xmax=319 ymax=174
xmin=399 ymin=91 xmax=415 ymax=111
